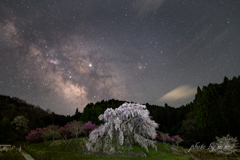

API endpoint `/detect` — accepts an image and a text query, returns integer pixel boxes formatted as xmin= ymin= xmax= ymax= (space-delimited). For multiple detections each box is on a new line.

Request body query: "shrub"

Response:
xmin=172 ymin=135 xmax=183 ymax=146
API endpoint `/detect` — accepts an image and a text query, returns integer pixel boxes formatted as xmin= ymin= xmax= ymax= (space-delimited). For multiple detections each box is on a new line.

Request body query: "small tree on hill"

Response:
xmin=86 ymin=102 xmax=158 ymax=154
xmin=157 ymin=132 xmax=170 ymax=143
xmin=84 ymin=121 xmax=98 ymax=137
xmin=26 ymin=128 xmax=43 ymax=143
xmin=172 ymin=135 xmax=183 ymax=146
xmin=69 ymin=120 xmax=86 ymax=138
xmin=42 ymin=125 xmax=60 ymax=141
xmin=58 ymin=123 xmax=71 ymax=140
xmin=11 ymin=116 xmax=30 ymax=134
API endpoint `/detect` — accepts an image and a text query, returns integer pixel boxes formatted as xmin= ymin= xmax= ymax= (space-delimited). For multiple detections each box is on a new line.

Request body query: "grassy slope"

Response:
xmin=0 ymin=149 xmax=26 ymax=160
xmin=25 ymin=138 xmax=192 ymax=160
xmin=25 ymin=138 xmax=240 ymax=160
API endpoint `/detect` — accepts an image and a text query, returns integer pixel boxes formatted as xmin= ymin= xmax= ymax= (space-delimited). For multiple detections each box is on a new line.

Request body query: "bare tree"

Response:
xmin=69 ymin=120 xmax=86 ymax=138
xmin=86 ymin=102 xmax=158 ymax=154
xmin=42 ymin=125 xmax=60 ymax=141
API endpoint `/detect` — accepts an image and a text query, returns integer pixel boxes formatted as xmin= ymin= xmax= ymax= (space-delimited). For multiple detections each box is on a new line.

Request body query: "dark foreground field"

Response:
xmin=0 ymin=149 xmax=26 ymax=160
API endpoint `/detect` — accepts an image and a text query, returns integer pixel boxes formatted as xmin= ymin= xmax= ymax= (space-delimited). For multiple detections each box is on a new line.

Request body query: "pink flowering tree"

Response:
xmin=58 ymin=123 xmax=71 ymax=140
xmin=157 ymin=132 xmax=170 ymax=143
xmin=84 ymin=121 xmax=98 ymax=137
xmin=26 ymin=128 xmax=43 ymax=143
xmin=157 ymin=132 xmax=180 ymax=145
xmin=166 ymin=134 xmax=174 ymax=143
xmin=172 ymin=135 xmax=183 ymax=146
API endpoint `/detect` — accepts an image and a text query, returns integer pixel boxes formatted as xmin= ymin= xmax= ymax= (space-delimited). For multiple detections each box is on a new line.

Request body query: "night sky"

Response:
xmin=1 ymin=0 xmax=240 ymax=115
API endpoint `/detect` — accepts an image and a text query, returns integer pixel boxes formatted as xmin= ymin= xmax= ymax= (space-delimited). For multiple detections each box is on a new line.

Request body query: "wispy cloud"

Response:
xmin=158 ymin=85 xmax=197 ymax=104
xmin=134 ymin=0 xmax=166 ymax=17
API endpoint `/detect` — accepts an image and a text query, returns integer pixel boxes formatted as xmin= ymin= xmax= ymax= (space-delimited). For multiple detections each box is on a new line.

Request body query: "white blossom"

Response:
xmin=210 ymin=134 xmax=239 ymax=156
xmin=86 ymin=102 xmax=159 ymax=154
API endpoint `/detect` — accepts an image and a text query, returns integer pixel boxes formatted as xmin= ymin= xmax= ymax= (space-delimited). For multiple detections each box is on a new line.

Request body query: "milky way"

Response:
xmin=1 ymin=0 xmax=240 ymax=115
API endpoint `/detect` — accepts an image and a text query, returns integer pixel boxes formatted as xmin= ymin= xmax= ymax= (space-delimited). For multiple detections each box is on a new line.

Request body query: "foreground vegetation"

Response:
xmin=24 ymin=138 xmax=240 ymax=160
xmin=24 ymin=138 xmax=191 ymax=160
xmin=186 ymin=148 xmax=240 ymax=160
xmin=0 ymin=149 xmax=25 ymax=160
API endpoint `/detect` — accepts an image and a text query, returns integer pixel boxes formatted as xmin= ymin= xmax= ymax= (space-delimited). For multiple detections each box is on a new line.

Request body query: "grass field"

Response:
xmin=24 ymin=138 xmax=240 ymax=160
xmin=0 ymin=149 xmax=26 ymax=160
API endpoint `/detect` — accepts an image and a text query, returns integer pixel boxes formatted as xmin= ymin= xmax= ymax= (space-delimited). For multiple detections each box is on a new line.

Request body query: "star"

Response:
xmin=0 ymin=0 xmax=239 ymax=115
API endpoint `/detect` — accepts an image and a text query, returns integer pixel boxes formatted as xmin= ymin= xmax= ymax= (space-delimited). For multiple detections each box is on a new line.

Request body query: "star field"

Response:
xmin=0 ymin=0 xmax=240 ymax=115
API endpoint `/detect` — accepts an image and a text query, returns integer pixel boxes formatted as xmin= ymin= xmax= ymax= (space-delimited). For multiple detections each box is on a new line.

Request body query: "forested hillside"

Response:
xmin=192 ymin=76 xmax=240 ymax=145
xmin=0 ymin=95 xmax=80 ymax=143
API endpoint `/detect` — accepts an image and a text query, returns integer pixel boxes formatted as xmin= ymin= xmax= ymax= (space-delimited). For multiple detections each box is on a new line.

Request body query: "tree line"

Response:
xmin=1 ymin=75 xmax=240 ymax=147
xmin=79 ymin=75 xmax=240 ymax=147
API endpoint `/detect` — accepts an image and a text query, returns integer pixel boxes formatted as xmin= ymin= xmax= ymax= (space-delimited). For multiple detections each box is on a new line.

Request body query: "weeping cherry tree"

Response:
xmin=86 ymin=102 xmax=159 ymax=154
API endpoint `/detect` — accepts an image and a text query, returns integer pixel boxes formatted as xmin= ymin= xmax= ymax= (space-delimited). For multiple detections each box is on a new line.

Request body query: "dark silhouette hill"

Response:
xmin=0 ymin=95 xmax=78 ymax=143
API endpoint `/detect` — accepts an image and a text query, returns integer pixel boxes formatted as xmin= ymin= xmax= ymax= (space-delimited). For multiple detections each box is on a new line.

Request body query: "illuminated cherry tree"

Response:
xmin=86 ymin=102 xmax=158 ymax=153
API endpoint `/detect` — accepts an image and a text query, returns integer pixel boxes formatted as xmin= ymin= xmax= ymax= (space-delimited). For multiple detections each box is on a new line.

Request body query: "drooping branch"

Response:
xmin=86 ymin=102 xmax=159 ymax=154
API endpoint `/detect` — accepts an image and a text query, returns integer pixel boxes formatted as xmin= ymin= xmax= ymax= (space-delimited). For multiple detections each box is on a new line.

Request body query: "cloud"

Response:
xmin=158 ymin=85 xmax=197 ymax=103
xmin=134 ymin=0 xmax=166 ymax=17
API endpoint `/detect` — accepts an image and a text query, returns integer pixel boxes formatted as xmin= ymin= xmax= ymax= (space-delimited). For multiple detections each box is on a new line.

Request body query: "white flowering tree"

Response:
xmin=209 ymin=134 xmax=239 ymax=156
xmin=11 ymin=116 xmax=30 ymax=134
xmin=42 ymin=125 xmax=60 ymax=141
xmin=69 ymin=120 xmax=86 ymax=138
xmin=86 ymin=102 xmax=158 ymax=154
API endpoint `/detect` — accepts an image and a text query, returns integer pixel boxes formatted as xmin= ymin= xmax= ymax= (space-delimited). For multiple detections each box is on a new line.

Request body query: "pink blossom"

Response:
xmin=58 ymin=123 xmax=71 ymax=140
xmin=26 ymin=128 xmax=43 ymax=142
xmin=172 ymin=135 xmax=183 ymax=146
xmin=85 ymin=121 xmax=98 ymax=130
